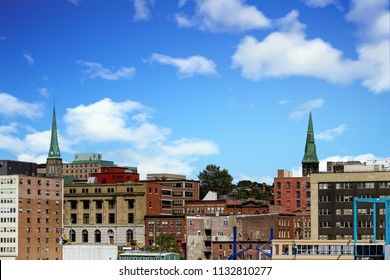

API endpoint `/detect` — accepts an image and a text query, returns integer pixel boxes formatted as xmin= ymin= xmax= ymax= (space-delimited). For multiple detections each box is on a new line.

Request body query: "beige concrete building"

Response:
xmin=310 ymin=171 xmax=390 ymax=241
xmin=63 ymin=181 xmax=146 ymax=247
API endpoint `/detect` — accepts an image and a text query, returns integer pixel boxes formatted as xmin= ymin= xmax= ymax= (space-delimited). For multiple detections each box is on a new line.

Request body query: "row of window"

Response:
xmin=319 ymin=182 xmax=390 ymax=190
xmin=0 ymin=207 xmax=16 ymax=214
xmin=148 ymin=220 xmax=182 ymax=227
xmin=20 ymin=199 xmax=60 ymax=205
xmin=67 ymin=229 xmax=133 ymax=244
xmin=0 ymin=187 xmax=16 ymax=194
xmin=26 ymin=227 xmax=61 ymax=233
xmin=0 ymin=217 xmax=16 ymax=223
xmin=26 ymin=189 xmax=60 ymax=196
xmin=26 ymin=218 xmax=60 ymax=224
xmin=20 ymin=179 xmax=60 ymax=187
xmin=0 ymin=237 xmax=16 ymax=243
xmin=187 ymin=207 xmax=225 ymax=214
xmin=276 ymin=182 xmax=310 ymax=189
xmin=70 ymin=213 xmax=134 ymax=224
xmin=148 ymin=231 xmax=182 ymax=237
xmin=20 ymin=208 xmax=60 ymax=215
xmin=276 ymin=191 xmax=311 ymax=198
xmin=275 ymin=200 xmax=311 ymax=207
xmin=69 ymin=199 xmax=130 ymax=210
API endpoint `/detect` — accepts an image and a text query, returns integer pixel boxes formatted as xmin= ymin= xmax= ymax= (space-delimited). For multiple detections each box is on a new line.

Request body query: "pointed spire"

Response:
xmin=47 ymin=104 xmax=61 ymax=159
xmin=302 ymin=112 xmax=318 ymax=163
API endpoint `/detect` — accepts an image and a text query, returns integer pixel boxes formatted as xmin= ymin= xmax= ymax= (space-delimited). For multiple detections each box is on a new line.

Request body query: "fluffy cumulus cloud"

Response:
xmin=231 ymin=6 xmax=390 ymax=94
xmin=148 ymin=53 xmax=218 ymax=77
xmin=0 ymin=93 xmax=44 ymax=119
xmin=77 ymin=60 xmax=136 ymax=81
xmin=346 ymin=0 xmax=390 ymax=93
xmin=175 ymin=0 xmax=271 ymax=32
xmin=0 ymin=95 xmax=219 ymax=177
xmin=64 ymin=98 xmax=219 ymax=177
xmin=132 ymin=0 xmax=155 ymax=21
xmin=232 ymin=10 xmax=359 ymax=84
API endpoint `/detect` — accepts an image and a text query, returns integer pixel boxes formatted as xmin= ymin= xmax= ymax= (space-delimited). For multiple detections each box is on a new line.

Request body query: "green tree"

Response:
xmin=155 ymin=234 xmax=181 ymax=254
xmin=198 ymin=164 xmax=233 ymax=198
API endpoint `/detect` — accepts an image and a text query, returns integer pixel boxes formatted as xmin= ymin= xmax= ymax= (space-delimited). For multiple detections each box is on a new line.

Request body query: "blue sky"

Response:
xmin=0 ymin=0 xmax=389 ymax=183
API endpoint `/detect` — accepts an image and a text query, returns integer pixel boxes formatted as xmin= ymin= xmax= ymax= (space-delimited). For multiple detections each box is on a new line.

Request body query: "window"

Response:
xmin=128 ymin=200 xmax=134 ymax=209
xmin=128 ymin=213 xmax=134 ymax=223
xmin=109 ymin=213 xmax=115 ymax=224
xmin=176 ymin=220 xmax=182 ymax=227
xmin=96 ymin=200 xmax=103 ymax=209
xmin=223 ymin=220 xmax=228 ymax=226
xmin=70 ymin=214 xmax=77 ymax=224
xmin=286 ymin=182 xmax=291 ymax=189
xmin=96 ymin=214 xmax=102 ymax=224
xmin=70 ymin=201 xmax=77 ymax=210
xmin=83 ymin=201 xmax=90 ymax=210
xmin=82 ymin=230 xmax=88 ymax=243
xmin=83 ymin=214 xmax=89 ymax=224
xmin=109 ymin=200 xmax=115 ymax=209
xmin=95 ymin=230 xmax=101 ymax=243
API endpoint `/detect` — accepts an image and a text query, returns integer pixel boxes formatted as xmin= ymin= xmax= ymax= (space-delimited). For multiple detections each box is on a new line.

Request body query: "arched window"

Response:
xmin=108 ymin=229 xmax=114 ymax=245
xmin=82 ymin=230 xmax=88 ymax=243
xmin=69 ymin=230 xmax=76 ymax=243
xmin=95 ymin=230 xmax=101 ymax=243
xmin=126 ymin=229 xmax=133 ymax=245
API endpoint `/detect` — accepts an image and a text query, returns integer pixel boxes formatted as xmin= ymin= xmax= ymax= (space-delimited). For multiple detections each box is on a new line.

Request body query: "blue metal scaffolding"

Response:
xmin=353 ymin=197 xmax=390 ymax=259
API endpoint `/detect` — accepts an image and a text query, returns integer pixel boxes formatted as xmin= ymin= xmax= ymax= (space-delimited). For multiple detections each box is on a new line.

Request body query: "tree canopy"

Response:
xmin=198 ymin=164 xmax=233 ymax=198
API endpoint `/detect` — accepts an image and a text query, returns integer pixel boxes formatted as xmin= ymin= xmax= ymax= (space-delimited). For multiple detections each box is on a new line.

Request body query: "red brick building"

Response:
xmin=274 ymin=170 xmax=311 ymax=213
xmin=0 ymin=175 xmax=63 ymax=260
xmin=143 ymin=176 xmax=200 ymax=247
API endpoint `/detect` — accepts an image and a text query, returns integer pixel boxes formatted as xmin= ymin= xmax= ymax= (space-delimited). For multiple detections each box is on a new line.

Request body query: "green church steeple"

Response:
xmin=48 ymin=105 xmax=61 ymax=159
xmin=302 ymin=112 xmax=319 ymax=176
xmin=46 ymin=104 xmax=63 ymax=178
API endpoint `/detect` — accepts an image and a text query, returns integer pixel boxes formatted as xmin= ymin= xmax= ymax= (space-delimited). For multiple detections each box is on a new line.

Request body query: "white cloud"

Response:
xmin=64 ymin=98 xmax=166 ymax=147
xmin=161 ymin=138 xmax=219 ymax=157
xmin=0 ymin=93 xmax=44 ymax=119
xmin=67 ymin=0 xmax=81 ymax=7
xmin=231 ymin=9 xmax=389 ymax=93
xmin=37 ymin=87 xmax=50 ymax=98
xmin=23 ymin=51 xmax=35 ymax=66
xmin=0 ymin=96 xmax=219 ymax=180
xmin=148 ymin=53 xmax=218 ymax=78
xmin=346 ymin=0 xmax=390 ymax=93
xmin=175 ymin=0 xmax=271 ymax=32
xmin=235 ymin=173 xmax=274 ymax=185
xmin=278 ymin=99 xmax=291 ymax=105
xmin=178 ymin=0 xmax=189 ymax=8
xmin=77 ymin=60 xmax=136 ymax=81
xmin=316 ymin=124 xmax=347 ymax=141
xmin=132 ymin=0 xmax=155 ymax=21
xmin=291 ymin=153 xmax=380 ymax=176
xmin=302 ymin=0 xmax=336 ymax=8
xmin=289 ymin=98 xmax=324 ymax=120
